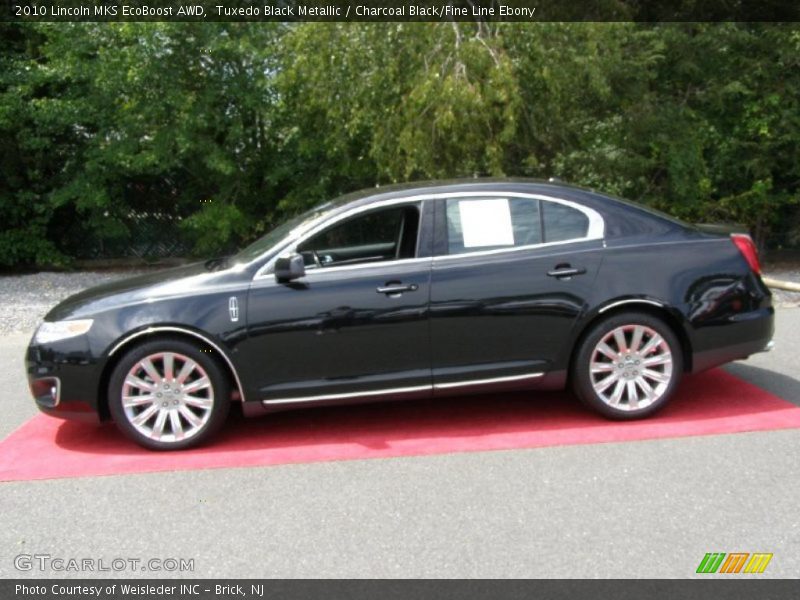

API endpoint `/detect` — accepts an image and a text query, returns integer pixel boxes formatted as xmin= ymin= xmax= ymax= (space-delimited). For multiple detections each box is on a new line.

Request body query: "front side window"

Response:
xmin=297 ymin=204 xmax=420 ymax=268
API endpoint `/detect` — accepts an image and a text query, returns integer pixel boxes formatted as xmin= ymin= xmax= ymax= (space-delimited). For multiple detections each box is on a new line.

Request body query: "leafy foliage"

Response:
xmin=1 ymin=22 xmax=799 ymax=267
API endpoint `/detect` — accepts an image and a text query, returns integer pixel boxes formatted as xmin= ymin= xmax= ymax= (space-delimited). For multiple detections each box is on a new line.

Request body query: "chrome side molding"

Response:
xmin=261 ymin=371 xmax=545 ymax=406
xmin=433 ymin=371 xmax=544 ymax=390
xmin=262 ymin=384 xmax=430 ymax=406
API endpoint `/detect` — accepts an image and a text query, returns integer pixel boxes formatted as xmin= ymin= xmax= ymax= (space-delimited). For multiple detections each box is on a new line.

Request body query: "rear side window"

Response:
xmin=542 ymin=201 xmax=589 ymax=242
xmin=445 ymin=197 xmax=542 ymax=255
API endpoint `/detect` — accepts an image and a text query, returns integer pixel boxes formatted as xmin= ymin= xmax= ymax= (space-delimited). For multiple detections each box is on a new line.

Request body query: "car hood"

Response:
xmin=46 ymin=262 xmax=247 ymax=321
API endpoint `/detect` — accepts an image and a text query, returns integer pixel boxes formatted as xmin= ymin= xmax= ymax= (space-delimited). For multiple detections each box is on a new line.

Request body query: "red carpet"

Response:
xmin=1 ymin=369 xmax=799 ymax=482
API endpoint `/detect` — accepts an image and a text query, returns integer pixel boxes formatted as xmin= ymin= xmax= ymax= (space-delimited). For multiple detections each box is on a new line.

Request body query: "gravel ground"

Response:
xmin=0 ymin=266 xmax=798 ymax=336
xmin=0 ymin=270 xmax=148 ymax=336
xmin=763 ymin=265 xmax=800 ymax=308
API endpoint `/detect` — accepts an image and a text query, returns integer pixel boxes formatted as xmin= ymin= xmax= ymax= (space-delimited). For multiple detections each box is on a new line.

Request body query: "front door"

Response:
xmin=242 ymin=201 xmax=433 ymax=404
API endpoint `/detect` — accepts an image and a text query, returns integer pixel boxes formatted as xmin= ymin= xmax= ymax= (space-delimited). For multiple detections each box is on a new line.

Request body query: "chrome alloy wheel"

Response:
xmin=589 ymin=324 xmax=674 ymax=411
xmin=121 ymin=352 xmax=214 ymax=443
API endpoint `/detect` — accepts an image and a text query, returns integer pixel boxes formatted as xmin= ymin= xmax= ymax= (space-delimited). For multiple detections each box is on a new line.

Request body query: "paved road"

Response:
xmin=0 ymin=310 xmax=798 ymax=579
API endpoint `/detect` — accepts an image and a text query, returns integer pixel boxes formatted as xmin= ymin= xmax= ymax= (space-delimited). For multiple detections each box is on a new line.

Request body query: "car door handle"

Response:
xmin=547 ymin=267 xmax=586 ymax=278
xmin=376 ymin=284 xmax=419 ymax=295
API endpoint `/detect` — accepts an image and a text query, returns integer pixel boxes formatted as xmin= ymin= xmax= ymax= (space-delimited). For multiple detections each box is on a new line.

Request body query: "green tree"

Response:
xmin=1 ymin=22 xmax=798 ymax=267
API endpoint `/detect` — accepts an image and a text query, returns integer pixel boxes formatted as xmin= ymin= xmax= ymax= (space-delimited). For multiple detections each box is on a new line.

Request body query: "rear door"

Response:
xmin=429 ymin=193 xmax=604 ymax=391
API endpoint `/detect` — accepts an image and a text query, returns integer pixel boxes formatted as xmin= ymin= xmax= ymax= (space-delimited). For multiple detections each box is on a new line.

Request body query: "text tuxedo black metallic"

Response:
xmin=26 ymin=180 xmax=774 ymax=449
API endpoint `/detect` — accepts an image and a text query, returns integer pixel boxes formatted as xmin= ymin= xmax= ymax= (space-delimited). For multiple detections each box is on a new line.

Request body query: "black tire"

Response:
xmin=571 ymin=311 xmax=683 ymax=420
xmin=108 ymin=338 xmax=231 ymax=450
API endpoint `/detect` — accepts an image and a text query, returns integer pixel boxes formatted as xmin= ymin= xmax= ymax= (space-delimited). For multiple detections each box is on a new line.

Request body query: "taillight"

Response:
xmin=731 ymin=233 xmax=761 ymax=275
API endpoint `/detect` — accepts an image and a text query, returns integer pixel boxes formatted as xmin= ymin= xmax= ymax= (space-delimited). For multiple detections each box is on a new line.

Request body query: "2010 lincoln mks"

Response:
xmin=27 ymin=180 xmax=774 ymax=449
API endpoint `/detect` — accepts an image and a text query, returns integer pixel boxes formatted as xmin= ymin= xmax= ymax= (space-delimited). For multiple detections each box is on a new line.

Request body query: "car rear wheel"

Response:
xmin=108 ymin=338 xmax=230 ymax=450
xmin=572 ymin=312 xmax=683 ymax=419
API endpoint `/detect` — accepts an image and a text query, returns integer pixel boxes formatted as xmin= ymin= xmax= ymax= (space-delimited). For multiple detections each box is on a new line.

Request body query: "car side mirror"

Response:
xmin=274 ymin=253 xmax=306 ymax=283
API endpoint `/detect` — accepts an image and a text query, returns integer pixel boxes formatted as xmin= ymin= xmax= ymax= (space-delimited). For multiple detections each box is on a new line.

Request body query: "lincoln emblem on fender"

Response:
xmin=228 ymin=296 xmax=239 ymax=322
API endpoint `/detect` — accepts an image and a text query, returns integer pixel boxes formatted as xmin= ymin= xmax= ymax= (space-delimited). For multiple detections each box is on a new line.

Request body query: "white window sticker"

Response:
xmin=458 ymin=198 xmax=514 ymax=248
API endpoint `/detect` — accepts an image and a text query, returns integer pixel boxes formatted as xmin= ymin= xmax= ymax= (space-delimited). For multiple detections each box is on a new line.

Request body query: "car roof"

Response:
xmin=334 ymin=178 xmax=592 ymax=207
xmin=326 ymin=178 xmax=691 ymax=241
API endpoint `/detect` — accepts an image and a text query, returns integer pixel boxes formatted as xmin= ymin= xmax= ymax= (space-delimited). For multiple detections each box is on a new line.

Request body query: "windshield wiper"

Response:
xmin=203 ymin=256 xmax=230 ymax=271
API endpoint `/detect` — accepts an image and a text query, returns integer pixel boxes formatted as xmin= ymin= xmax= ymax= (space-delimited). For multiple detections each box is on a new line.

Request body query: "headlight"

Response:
xmin=34 ymin=319 xmax=94 ymax=344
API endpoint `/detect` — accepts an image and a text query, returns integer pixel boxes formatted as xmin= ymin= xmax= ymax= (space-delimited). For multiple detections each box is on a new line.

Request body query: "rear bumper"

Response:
xmin=690 ymin=306 xmax=774 ymax=373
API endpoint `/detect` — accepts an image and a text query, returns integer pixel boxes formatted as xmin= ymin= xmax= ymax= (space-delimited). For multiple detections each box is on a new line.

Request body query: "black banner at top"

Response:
xmin=2 ymin=0 xmax=800 ymax=23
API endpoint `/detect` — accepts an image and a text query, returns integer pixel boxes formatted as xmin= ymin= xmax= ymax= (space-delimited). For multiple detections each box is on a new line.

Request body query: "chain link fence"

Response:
xmin=62 ymin=212 xmax=191 ymax=261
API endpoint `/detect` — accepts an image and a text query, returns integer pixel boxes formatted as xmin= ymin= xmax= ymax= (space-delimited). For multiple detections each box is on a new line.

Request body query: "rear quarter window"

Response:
xmin=542 ymin=201 xmax=590 ymax=243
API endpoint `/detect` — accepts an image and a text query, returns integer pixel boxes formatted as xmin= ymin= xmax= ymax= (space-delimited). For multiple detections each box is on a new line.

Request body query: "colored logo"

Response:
xmin=696 ymin=552 xmax=772 ymax=574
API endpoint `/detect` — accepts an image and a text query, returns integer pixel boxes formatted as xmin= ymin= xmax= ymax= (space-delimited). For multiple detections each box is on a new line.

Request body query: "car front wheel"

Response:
xmin=108 ymin=338 xmax=230 ymax=450
xmin=572 ymin=312 xmax=683 ymax=419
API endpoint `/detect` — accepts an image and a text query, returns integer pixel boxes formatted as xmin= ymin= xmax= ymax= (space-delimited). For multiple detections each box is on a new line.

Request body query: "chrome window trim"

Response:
xmin=108 ymin=326 xmax=247 ymax=403
xmin=598 ymin=299 xmax=665 ymax=314
xmin=253 ymin=191 xmax=605 ymax=279
xmin=300 ymin=256 xmax=433 ymax=278
xmin=432 ymin=236 xmax=600 ymax=264
xmin=260 ymin=371 xmax=545 ymax=405
xmin=249 ymin=256 xmax=433 ymax=288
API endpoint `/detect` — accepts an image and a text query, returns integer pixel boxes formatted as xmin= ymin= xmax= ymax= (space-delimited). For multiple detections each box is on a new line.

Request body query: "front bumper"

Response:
xmin=26 ymin=338 xmax=104 ymax=423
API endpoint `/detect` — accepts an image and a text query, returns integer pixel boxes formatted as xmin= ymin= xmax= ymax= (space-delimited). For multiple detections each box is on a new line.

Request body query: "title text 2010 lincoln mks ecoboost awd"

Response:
xmin=26 ymin=180 xmax=774 ymax=449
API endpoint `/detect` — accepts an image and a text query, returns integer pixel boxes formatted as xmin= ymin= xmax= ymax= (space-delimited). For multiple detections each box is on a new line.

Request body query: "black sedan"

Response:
xmin=26 ymin=180 xmax=774 ymax=450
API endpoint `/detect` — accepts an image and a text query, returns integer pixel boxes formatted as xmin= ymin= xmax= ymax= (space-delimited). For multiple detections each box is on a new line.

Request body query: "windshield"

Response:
xmin=232 ymin=203 xmax=335 ymax=263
